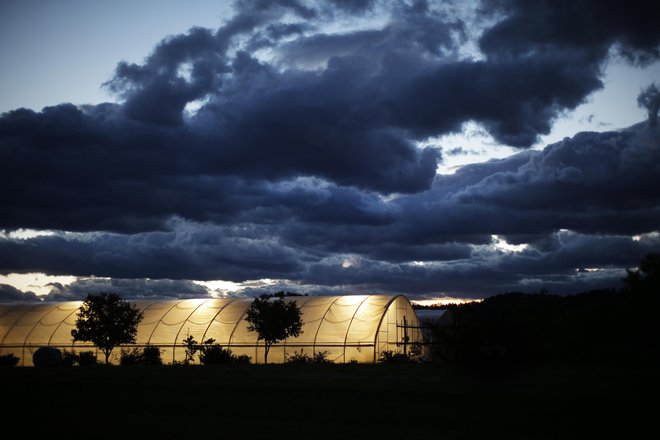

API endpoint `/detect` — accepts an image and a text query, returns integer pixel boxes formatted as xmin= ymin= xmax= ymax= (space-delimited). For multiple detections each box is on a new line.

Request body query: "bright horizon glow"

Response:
xmin=0 ymin=272 xmax=77 ymax=296
xmin=1 ymin=271 xmax=489 ymax=304
xmin=412 ymin=297 xmax=480 ymax=307
xmin=193 ymin=279 xmax=241 ymax=295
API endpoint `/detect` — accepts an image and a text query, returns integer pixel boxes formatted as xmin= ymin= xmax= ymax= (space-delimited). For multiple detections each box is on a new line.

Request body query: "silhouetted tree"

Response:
xmin=71 ymin=292 xmax=143 ymax=365
xmin=181 ymin=334 xmax=203 ymax=365
xmin=637 ymin=83 xmax=659 ymax=127
xmin=623 ymin=253 xmax=660 ymax=296
xmin=245 ymin=296 xmax=303 ymax=364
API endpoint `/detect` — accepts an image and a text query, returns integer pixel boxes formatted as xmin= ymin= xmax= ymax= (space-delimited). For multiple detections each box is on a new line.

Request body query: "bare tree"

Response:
xmin=637 ymin=83 xmax=659 ymax=127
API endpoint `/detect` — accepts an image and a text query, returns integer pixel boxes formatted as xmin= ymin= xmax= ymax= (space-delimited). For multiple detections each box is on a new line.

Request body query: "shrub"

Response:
xmin=233 ymin=354 xmax=251 ymax=364
xmin=120 ymin=345 xmax=163 ymax=366
xmin=77 ymin=350 xmax=99 ymax=366
xmin=0 ymin=353 xmax=20 ymax=367
xmin=142 ymin=345 xmax=163 ymax=365
xmin=312 ymin=350 xmax=333 ymax=364
xmin=285 ymin=349 xmax=332 ymax=364
xmin=199 ymin=344 xmax=235 ymax=365
xmin=120 ymin=347 xmax=144 ymax=366
xmin=181 ymin=335 xmax=250 ymax=365
xmin=378 ymin=350 xmax=415 ymax=363
xmin=62 ymin=350 xmax=79 ymax=366
xmin=286 ymin=350 xmax=312 ymax=363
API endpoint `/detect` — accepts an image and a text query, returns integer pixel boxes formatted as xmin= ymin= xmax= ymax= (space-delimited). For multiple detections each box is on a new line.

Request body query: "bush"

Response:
xmin=233 ymin=354 xmax=251 ymax=364
xmin=378 ymin=350 xmax=416 ymax=363
xmin=142 ymin=345 xmax=163 ymax=365
xmin=181 ymin=335 xmax=251 ymax=365
xmin=285 ymin=349 xmax=332 ymax=364
xmin=120 ymin=345 xmax=163 ymax=366
xmin=62 ymin=350 xmax=79 ymax=366
xmin=286 ymin=350 xmax=312 ymax=363
xmin=312 ymin=351 xmax=333 ymax=364
xmin=77 ymin=351 xmax=99 ymax=366
xmin=33 ymin=347 xmax=63 ymax=367
xmin=120 ymin=347 xmax=144 ymax=366
xmin=0 ymin=353 xmax=20 ymax=367
xmin=199 ymin=344 xmax=235 ymax=365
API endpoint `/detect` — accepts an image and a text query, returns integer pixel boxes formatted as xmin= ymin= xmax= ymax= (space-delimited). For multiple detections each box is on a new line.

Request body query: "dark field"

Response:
xmin=1 ymin=362 xmax=656 ymax=439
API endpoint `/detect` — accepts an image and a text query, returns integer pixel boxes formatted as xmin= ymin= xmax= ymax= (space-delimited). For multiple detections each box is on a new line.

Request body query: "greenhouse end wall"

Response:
xmin=0 ymin=294 xmax=423 ymax=366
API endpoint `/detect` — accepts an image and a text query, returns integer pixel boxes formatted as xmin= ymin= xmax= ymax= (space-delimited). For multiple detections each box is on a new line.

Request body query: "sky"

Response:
xmin=1 ymin=0 xmax=659 ymax=304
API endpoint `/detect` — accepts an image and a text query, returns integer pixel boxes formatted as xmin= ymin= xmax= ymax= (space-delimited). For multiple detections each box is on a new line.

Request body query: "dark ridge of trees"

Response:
xmin=258 ymin=291 xmax=308 ymax=299
xmin=412 ymin=303 xmax=452 ymax=310
xmin=427 ymin=253 xmax=660 ymax=366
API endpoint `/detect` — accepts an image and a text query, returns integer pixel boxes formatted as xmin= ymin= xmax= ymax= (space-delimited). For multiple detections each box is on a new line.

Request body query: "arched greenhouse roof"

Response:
xmin=0 ymin=294 xmax=422 ymax=365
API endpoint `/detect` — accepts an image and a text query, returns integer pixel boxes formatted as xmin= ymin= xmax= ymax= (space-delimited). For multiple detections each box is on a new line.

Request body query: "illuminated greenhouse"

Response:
xmin=0 ymin=294 xmax=422 ymax=366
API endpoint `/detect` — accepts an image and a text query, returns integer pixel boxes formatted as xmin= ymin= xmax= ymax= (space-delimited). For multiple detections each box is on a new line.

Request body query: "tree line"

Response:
xmin=426 ymin=253 xmax=659 ymax=365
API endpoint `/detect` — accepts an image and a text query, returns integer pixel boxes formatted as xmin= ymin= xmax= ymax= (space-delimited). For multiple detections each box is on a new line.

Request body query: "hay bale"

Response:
xmin=33 ymin=346 xmax=63 ymax=367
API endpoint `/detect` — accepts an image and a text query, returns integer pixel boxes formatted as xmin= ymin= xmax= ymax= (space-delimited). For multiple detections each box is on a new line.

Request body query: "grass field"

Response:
xmin=1 ymin=361 xmax=656 ymax=439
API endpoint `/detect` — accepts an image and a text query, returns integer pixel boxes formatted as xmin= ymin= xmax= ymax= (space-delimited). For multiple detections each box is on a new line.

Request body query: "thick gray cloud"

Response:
xmin=479 ymin=0 xmax=660 ymax=65
xmin=43 ymin=278 xmax=212 ymax=301
xmin=397 ymin=123 xmax=660 ymax=240
xmin=0 ymin=222 xmax=305 ymax=282
xmin=0 ymin=284 xmax=40 ymax=302
xmin=2 ymin=123 xmax=659 ymax=298
xmin=1 ymin=0 xmax=659 ymax=300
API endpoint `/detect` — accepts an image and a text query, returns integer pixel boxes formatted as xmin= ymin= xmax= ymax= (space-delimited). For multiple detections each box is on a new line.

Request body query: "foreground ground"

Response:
xmin=1 ymin=361 xmax=656 ymax=439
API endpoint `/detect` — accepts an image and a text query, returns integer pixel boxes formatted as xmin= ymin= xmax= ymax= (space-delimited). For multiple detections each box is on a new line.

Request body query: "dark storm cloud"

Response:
xmin=496 ymin=231 xmax=659 ymax=276
xmin=0 ymin=100 xmax=406 ymax=231
xmin=0 ymin=284 xmax=40 ymax=302
xmin=106 ymin=0 xmax=317 ymax=127
xmin=3 ymin=0 xmax=659 ymax=233
xmin=2 ymin=0 xmax=660 ymax=299
xmin=300 ymin=230 xmax=660 ymax=297
xmin=42 ymin=278 xmax=211 ymax=301
xmin=278 ymin=2 xmax=464 ymax=68
xmin=479 ymin=0 xmax=660 ymax=65
xmin=2 ymin=123 xmax=660 ymax=297
xmin=467 ymin=125 xmax=660 ymax=234
xmin=107 ymin=27 xmax=224 ymax=127
xmin=325 ymin=0 xmax=376 ymax=13
xmin=465 ymin=0 xmax=660 ymax=144
xmin=2 ymin=124 xmax=659 ymax=300
xmin=0 ymin=222 xmax=304 ymax=282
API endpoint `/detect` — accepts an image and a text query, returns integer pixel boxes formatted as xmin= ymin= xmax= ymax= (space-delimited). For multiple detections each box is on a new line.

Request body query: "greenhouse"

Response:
xmin=0 ymin=294 xmax=423 ymax=366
